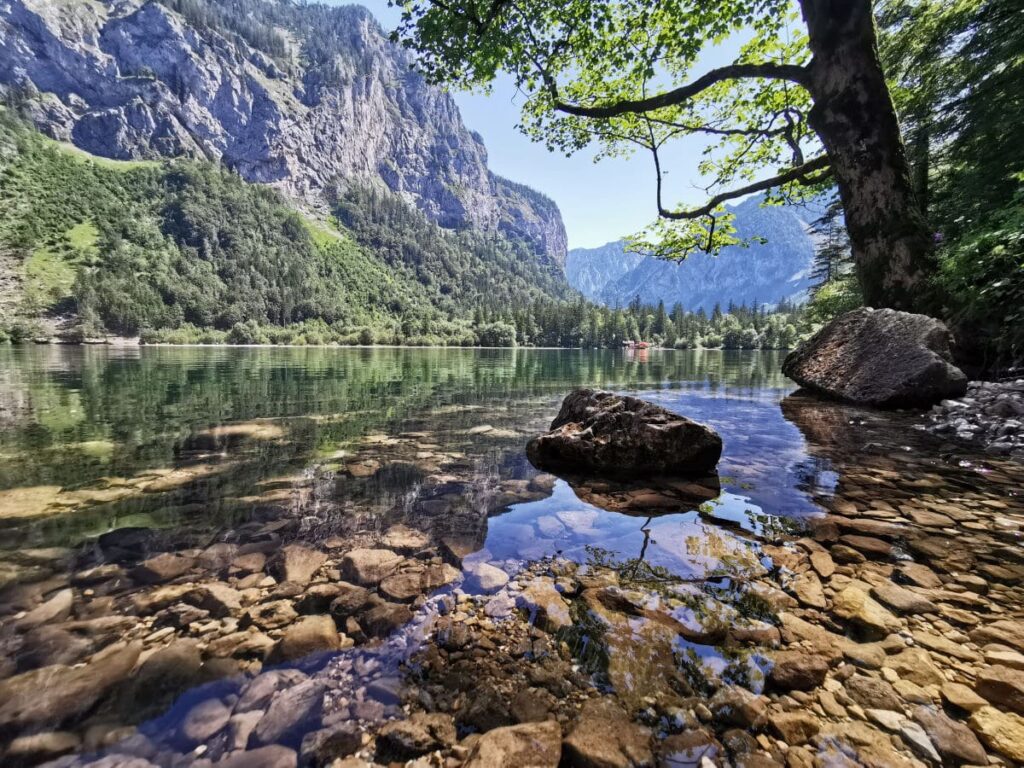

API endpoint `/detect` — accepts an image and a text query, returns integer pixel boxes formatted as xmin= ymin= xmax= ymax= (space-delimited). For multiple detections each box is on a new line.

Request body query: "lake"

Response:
xmin=0 ymin=346 xmax=1021 ymax=767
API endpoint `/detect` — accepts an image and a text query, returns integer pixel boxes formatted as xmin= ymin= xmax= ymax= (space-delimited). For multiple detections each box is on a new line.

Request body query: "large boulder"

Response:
xmin=526 ymin=389 xmax=722 ymax=477
xmin=782 ymin=308 xmax=967 ymax=408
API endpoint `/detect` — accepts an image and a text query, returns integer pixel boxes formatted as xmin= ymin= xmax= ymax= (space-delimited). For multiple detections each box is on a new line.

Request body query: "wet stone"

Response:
xmin=463 ymin=720 xmax=562 ymax=768
xmin=657 ymin=729 xmax=723 ymax=768
xmin=267 ymin=615 xmax=341 ymax=663
xmin=299 ymin=725 xmax=362 ymax=767
xmin=340 ymin=549 xmax=403 ymax=586
xmin=975 ymin=664 xmax=1024 ymax=714
xmin=768 ymin=650 xmax=829 ymax=691
xmin=131 ymin=553 xmax=195 ymax=584
xmin=268 ymin=545 xmax=326 ymax=587
xmin=914 ymin=705 xmax=988 ymax=765
xmin=563 ymin=697 xmax=653 ymax=768
xmin=376 ymin=712 xmax=456 ymax=761
xmin=181 ymin=697 xmax=232 ymax=744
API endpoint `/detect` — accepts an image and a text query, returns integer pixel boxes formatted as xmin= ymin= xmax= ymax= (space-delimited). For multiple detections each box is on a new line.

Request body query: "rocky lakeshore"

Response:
xmin=0 ymin=398 xmax=1020 ymax=768
xmin=0 ymin=349 xmax=1023 ymax=768
xmin=924 ymin=379 xmax=1024 ymax=458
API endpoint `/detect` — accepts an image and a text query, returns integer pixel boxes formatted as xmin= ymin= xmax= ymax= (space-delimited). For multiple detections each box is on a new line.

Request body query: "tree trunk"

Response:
xmin=800 ymin=0 xmax=935 ymax=312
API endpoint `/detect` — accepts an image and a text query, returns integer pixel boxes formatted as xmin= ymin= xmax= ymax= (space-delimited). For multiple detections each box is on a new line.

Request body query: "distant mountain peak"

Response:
xmin=0 ymin=0 xmax=566 ymax=262
xmin=566 ymin=197 xmax=819 ymax=311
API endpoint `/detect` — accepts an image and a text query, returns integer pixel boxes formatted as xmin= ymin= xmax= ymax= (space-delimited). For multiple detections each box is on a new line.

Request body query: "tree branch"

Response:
xmin=660 ymin=155 xmax=831 ymax=221
xmin=553 ymin=63 xmax=809 ymax=118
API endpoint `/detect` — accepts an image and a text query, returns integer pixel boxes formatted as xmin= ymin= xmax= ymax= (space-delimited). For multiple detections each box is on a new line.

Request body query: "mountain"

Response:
xmin=0 ymin=0 xmax=566 ymax=264
xmin=566 ymin=196 xmax=820 ymax=311
xmin=0 ymin=0 xmax=577 ymax=342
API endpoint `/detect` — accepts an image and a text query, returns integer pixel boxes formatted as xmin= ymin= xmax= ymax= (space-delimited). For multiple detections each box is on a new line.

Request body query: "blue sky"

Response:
xmin=344 ymin=1 xmax=739 ymax=249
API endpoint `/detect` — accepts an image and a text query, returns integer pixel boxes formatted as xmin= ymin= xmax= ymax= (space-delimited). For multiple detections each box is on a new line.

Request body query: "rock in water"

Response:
xmin=782 ymin=308 xmax=967 ymax=408
xmin=526 ymin=389 xmax=722 ymax=476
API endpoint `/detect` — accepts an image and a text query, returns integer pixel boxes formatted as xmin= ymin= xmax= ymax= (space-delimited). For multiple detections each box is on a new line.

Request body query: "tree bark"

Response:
xmin=800 ymin=0 xmax=935 ymax=312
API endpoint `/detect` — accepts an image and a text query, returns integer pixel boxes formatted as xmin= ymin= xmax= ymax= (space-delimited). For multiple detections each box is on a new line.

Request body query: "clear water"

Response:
xmin=1 ymin=345 xmax=1021 ymax=765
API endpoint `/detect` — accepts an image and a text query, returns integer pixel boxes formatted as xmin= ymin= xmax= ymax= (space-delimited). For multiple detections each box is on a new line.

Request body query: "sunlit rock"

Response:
xmin=526 ymin=389 xmax=722 ymax=477
xmin=782 ymin=307 xmax=967 ymax=408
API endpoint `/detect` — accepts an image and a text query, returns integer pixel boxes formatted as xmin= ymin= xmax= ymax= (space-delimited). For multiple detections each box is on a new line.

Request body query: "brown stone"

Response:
xmin=768 ymin=651 xmax=829 ymax=692
xmin=781 ymin=307 xmax=967 ymax=408
xmin=768 ymin=712 xmax=820 ymax=745
xmin=463 ymin=720 xmax=562 ymax=768
xmin=526 ymin=389 xmax=722 ymax=477
xmin=563 ymin=698 xmax=653 ymax=768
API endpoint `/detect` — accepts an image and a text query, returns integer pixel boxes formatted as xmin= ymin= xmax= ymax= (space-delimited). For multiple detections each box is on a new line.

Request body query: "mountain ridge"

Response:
xmin=566 ymin=196 xmax=820 ymax=311
xmin=0 ymin=0 xmax=567 ymax=263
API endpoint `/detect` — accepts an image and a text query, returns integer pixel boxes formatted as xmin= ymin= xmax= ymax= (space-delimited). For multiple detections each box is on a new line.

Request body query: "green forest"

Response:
xmin=0 ymin=110 xmax=804 ymax=349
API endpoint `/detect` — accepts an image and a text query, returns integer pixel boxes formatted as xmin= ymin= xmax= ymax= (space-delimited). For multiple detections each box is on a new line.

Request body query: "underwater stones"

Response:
xmin=913 ymin=706 xmax=988 ymax=766
xmin=181 ymin=697 xmax=232 ymax=744
xmin=463 ymin=720 xmax=562 ymax=768
xmin=377 ymin=712 xmax=457 ymax=761
xmin=327 ymin=583 xmax=373 ymax=618
xmin=782 ymin=307 xmax=967 ymax=408
xmin=975 ymin=665 xmax=1024 ymax=714
xmin=184 ymin=583 xmax=243 ymax=618
xmin=5 ymin=730 xmax=82 ymax=763
xmin=300 ymin=725 xmax=362 ymax=766
xmin=768 ymin=650 xmax=829 ymax=691
xmin=381 ymin=524 xmax=431 ymax=553
xmin=831 ymin=586 xmax=902 ymax=640
xmin=378 ymin=563 xmax=460 ymax=602
xmin=340 ymin=548 xmax=404 ymax=586
xmin=361 ymin=601 xmax=413 ymax=638
xmin=767 ymin=712 xmax=820 ymax=745
xmin=295 ymin=583 xmax=344 ymax=614
xmin=206 ymin=628 xmax=275 ymax=660
xmin=657 ymin=729 xmax=723 ymax=767
xmin=563 ymin=697 xmax=653 ymax=768
xmin=131 ymin=552 xmax=195 ymax=585
xmin=526 ymin=388 xmax=722 ymax=477
xmin=464 ymin=561 xmax=510 ymax=593
xmin=968 ymin=706 xmax=1024 ymax=762
xmin=870 ymin=583 xmax=936 ymax=614
xmin=237 ymin=669 xmax=310 ymax=713
xmin=16 ymin=587 xmax=73 ymax=630
xmin=98 ymin=526 xmax=159 ymax=561
xmin=268 ymin=616 xmax=342 ymax=663
xmin=251 ymin=679 xmax=326 ymax=747
xmin=219 ymin=744 xmax=298 ymax=768
xmin=243 ymin=599 xmax=298 ymax=631
xmin=269 ymin=545 xmax=326 ymax=586
xmin=518 ymin=577 xmax=572 ymax=632
xmin=0 ymin=641 xmax=141 ymax=729
xmin=708 ymin=686 xmax=768 ymax=729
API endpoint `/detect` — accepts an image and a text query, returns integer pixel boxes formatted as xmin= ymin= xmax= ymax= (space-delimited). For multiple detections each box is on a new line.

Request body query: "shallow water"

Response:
xmin=0 ymin=346 xmax=1021 ymax=766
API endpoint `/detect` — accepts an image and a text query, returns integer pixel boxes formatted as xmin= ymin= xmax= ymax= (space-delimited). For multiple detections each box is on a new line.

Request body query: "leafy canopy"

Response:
xmin=395 ymin=0 xmax=823 ymax=257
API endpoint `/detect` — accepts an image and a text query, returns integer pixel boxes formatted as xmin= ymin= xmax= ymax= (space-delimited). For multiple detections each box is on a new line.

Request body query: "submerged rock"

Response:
xmin=526 ymin=389 xmax=722 ymax=477
xmin=782 ymin=307 xmax=967 ymax=408
xmin=463 ymin=720 xmax=562 ymax=768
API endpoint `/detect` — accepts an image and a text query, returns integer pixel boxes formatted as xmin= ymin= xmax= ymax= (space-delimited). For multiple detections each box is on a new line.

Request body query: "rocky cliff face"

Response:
xmin=0 ymin=0 xmax=566 ymax=263
xmin=567 ymin=196 xmax=821 ymax=310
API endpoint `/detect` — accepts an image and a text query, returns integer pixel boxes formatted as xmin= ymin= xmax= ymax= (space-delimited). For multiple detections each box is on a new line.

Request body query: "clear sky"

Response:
xmin=342 ymin=1 xmax=740 ymax=249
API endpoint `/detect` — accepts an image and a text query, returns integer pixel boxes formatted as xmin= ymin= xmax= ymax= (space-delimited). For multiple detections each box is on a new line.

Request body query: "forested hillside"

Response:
xmin=0 ymin=112 xmax=570 ymax=345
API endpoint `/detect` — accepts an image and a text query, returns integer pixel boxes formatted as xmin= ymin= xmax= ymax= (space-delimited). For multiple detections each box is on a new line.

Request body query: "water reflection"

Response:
xmin=0 ymin=346 xmax=829 ymax=765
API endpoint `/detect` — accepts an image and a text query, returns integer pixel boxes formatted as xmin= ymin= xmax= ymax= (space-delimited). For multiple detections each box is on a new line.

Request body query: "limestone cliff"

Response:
xmin=0 ymin=0 xmax=566 ymax=263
